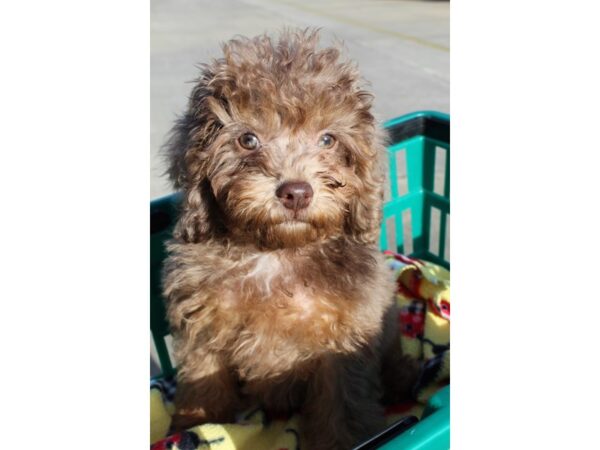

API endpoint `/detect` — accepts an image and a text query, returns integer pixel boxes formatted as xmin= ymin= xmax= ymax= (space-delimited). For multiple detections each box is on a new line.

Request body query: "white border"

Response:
xmin=2 ymin=1 xmax=148 ymax=447
xmin=452 ymin=0 xmax=600 ymax=448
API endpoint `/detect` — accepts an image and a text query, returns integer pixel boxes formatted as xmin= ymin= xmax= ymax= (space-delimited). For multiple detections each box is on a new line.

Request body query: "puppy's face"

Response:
xmin=206 ymin=106 xmax=376 ymax=248
xmin=167 ymin=30 xmax=386 ymax=248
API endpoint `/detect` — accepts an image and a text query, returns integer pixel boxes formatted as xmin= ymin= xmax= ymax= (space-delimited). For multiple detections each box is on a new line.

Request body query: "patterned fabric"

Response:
xmin=150 ymin=252 xmax=450 ymax=449
xmin=384 ymin=251 xmax=450 ymax=391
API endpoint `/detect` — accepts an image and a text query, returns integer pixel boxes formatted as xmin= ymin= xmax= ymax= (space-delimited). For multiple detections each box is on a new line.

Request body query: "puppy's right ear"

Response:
xmin=163 ymin=69 xmax=227 ymax=242
xmin=164 ymin=111 xmax=196 ymax=190
xmin=164 ymin=69 xmax=223 ymax=190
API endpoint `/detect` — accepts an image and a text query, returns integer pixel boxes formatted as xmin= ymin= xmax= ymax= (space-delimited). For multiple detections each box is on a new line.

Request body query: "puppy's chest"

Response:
xmin=231 ymin=254 xmax=337 ymax=322
xmin=218 ymin=254 xmax=363 ymax=349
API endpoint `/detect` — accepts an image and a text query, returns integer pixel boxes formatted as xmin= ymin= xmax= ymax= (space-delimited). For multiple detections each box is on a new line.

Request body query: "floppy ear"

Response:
xmin=163 ymin=69 xmax=226 ymax=243
xmin=346 ymin=129 xmax=388 ymax=245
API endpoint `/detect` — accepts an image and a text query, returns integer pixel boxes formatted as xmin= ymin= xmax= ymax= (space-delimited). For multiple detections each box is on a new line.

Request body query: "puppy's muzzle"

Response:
xmin=276 ymin=181 xmax=313 ymax=212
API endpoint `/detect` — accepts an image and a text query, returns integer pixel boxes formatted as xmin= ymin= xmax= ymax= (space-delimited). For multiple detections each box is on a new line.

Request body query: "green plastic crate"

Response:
xmin=150 ymin=111 xmax=450 ymax=449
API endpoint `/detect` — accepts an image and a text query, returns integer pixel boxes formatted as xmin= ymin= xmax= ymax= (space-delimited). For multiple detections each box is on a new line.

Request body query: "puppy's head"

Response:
xmin=166 ymin=29 xmax=386 ymax=248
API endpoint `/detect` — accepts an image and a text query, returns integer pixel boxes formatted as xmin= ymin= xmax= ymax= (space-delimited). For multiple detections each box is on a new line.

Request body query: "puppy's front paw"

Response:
xmin=170 ymin=409 xmax=211 ymax=432
xmin=303 ymin=432 xmax=368 ymax=450
xmin=171 ymin=397 xmax=237 ymax=432
xmin=302 ymin=415 xmax=385 ymax=450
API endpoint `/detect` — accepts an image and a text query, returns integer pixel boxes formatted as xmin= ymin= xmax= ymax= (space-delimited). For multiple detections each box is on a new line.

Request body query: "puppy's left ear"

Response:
xmin=347 ymin=129 xmax=388 ymax=245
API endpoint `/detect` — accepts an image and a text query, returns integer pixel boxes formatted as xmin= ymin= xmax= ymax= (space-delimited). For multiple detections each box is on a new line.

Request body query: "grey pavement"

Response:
xmin=151 ymin=0 xmax=449 ymax=199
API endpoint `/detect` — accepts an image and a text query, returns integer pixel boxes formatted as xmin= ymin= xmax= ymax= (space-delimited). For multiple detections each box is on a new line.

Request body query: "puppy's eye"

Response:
xmin=238 ymin=133 xmax=260 ymax=150
xmin=318 ymin=133 xmax=337 ymax=149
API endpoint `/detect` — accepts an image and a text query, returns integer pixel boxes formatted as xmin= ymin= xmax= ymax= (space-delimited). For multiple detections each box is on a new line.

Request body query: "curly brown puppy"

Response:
xmin=162 ymin=28 xmax=417 ymax=450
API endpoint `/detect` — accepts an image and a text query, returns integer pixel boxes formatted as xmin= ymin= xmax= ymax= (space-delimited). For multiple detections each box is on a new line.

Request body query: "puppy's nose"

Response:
xmin=276 ymin=181 xmax=313 ymax=211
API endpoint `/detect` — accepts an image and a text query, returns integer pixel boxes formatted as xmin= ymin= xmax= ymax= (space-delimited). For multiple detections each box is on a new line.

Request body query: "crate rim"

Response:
xmin=383 ymin=110 xmax=450 ymax=128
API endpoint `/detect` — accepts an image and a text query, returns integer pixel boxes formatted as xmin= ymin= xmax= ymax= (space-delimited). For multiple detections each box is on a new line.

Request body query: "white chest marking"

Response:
xmin=243 ymin=253 xmax=282 ymax=295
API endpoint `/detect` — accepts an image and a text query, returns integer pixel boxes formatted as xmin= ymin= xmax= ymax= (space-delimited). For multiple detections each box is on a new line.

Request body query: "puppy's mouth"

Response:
xmin=275 ymin=214 xmax=311 ymax=226
xmin=276 ymin=209 xmax=313 ymax=225
xmin=270 ymin=210 xmax=316 ymax=231
xmin=274 ymin=218 xmax=312 ymax=227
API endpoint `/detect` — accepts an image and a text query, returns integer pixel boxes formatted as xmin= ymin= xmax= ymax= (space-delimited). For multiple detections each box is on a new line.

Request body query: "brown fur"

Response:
xmin=162 ymin=28 xmax=417 ymax=449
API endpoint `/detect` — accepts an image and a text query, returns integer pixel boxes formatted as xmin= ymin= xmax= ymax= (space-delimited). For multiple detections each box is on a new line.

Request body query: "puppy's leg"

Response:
xmin=380 ymin=340 xmax=420 ymax=405
xmin=301 ymin=353 xmax=386 ymax=450
xmin=171 ymin=350 xmax=240 ymax=431
xmin=380 ymin=303 xmax=421 ymax=404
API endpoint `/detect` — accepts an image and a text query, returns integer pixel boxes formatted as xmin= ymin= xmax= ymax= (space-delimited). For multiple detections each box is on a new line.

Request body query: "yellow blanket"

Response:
xmin=150 ymin=252 xmax=450 ymax=449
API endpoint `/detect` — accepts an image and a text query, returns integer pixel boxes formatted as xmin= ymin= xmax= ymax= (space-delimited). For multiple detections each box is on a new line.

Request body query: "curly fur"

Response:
xmin=162 ymin=28 xmax=418 ymax=450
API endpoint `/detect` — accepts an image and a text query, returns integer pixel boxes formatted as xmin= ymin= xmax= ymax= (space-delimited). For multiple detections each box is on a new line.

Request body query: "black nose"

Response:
xmin=276 ymin=181 xmax=314 ymax=211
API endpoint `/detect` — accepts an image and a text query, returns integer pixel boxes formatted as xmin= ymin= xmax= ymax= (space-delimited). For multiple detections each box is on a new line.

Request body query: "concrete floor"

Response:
xmin=151 ymin=0 xmax=449 ymax=198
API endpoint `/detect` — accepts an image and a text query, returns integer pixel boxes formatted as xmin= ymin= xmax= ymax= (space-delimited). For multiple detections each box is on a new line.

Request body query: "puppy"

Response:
xmin=162 ymin=28 xmax=417 ymax=450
